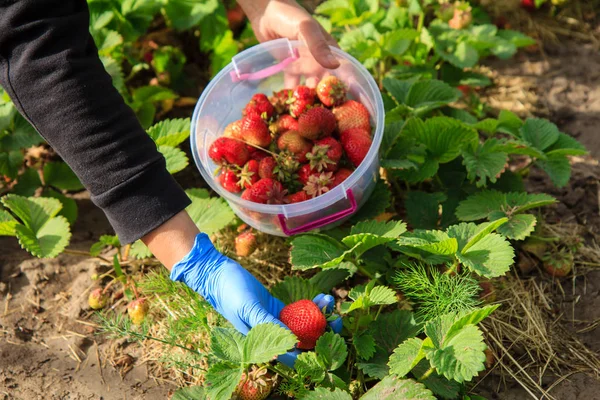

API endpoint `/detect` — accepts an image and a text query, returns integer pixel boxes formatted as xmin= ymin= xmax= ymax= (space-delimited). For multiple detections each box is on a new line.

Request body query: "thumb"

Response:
xmin=245 ymin=302 xmax=289 ymax=330
xmin=298 ymin=20 xmax=340 ymax=69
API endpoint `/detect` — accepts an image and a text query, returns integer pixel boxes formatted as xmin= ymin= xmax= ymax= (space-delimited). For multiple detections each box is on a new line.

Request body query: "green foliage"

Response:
xmin=360 ymin=375 xmax=435 ymax=400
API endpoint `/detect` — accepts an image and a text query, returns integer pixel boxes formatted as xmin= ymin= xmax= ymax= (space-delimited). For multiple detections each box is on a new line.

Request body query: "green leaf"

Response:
xmin=346 ymin=284 xmax=398 ymax=313
xmin=357 ymin=347 xmax=390 ymax=379
xmin=446 ymin=305 xmax=499 ymax=340
xmin=350 ymin=180 xmax=391 ymax=222
xmin=388 ymin=337 xmax=426 ymax=377
xmin=536 ymin=155 xmax=571 ymax=187
xmin=383 ymin=78 xmax=417 ymax=105
xmin=368 ymin=286 xmax=398 ymax=306
xmin=163 ymin=0 xmax=218 ymax=30
xmin=0 ymin=209 xmax=17 ymax=236
xmin=43 ymin=188 xmax=78 ymax=225
xmin=461 ymin=218 xmax=508 ymax=253
xmin=397 ymin=230 xmax=458 ymax=256
xmin=185 ymin=188 xmax=235 ymax=235
xmin=544 ymin=132 xmax=587 ymax=157
xmin=158 ymin=145 xmax=188 ymax=174
xmin=438 ymin=41 xmax=478 ymax=69
xmin=360 ymin=376 xmax=435 ymax=400
xmin=1 ymin=195 xmax=61 ymax=232
xmin=270 ymin=276 xmax=320 ymax=305
xmin=0 ymin=114 xmax=43 ymax=151
xmin=90 ymin=234 xmax=120 ymax=257
xmin=424 ymin=314 xmax=455 ymax=349
xmin=343 ymin=220 xmax=407 ymax=257
xmin=43 ymin=162 xmax=84 ymax=191
xmin=455 ymin=190 xmax=556 ymax=221
xmin=147 ymin=118 xmax=191 ymax=147
xmin=412 ymin=360 xmax=462 ymax=399
xmin=497 ymin=110 xmax=523 ymax=136
xmin=211 ymin=327 xmax=244 ymax=363
xmin=404 ymin=80 xmax=460 ymax=115
xmin=296 ymin=351 xmax=327 ymax=383
xmin=497 ymin=29 xmax=537 ymax=48
xmin=457 ymin=231 xmax=515 ymax=277
xmin=243 ymin=323 xmax=297 ymax=364
xmin=354 ymin=332 xmax=376 ymax=361
xmin=171 ymin=386 xmax=206 ymax=400
xmin=497 ymin=213 xmax=537 ymax=240
xmin=12 ymin=168 xmax=42 ymax=197
xmin=100 ymin=56 xmax=126 ymax=94
xmin=382 ymin=29 xmax=418 ymax=56
xmin=370 ymin=310 xmax=421 ymax=354
xmin=290 ymin=234 xmax=349 ymax=270
xmin=405 ymin=192 xmax=446 ymax=230
xmin=392 ymin=156 xmax=440 ymax=184
xmin=205 ymin=363 xmax=243 ymax=400
xmin=403 ymin=117 xmax=478 ymax=163
xmin=520 ymin=118 xmax=560 ymax=151
xmin=0 ymin=150 xmax=23 ymax=179
xmin=427 ymin=325 xmax=487 ymax=383
xmin=316 ymin=332 xmax=348 ymax=371
xmin=129 ymin=240 xmax=152 ymax=259
xmin=15 ymin=216 xmax=71 ymax=258
xmin=462 ymin=139 xmax=508 ymax=188
xmin=310 ymin=268 xmax=352 ymax=292
xmin=381 ymin=159 xmax=417 ymax=170
xmin=301 ymin=387 xmax=352 ymax=400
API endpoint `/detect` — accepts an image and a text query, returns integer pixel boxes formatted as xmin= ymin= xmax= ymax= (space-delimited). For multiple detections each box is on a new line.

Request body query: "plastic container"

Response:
xmin=190 ymin=38 xmax=384 ymax=236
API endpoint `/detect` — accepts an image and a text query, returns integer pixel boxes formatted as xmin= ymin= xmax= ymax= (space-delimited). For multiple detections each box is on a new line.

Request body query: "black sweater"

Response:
xmin=0 ymin=0 xmax=191 ymax=244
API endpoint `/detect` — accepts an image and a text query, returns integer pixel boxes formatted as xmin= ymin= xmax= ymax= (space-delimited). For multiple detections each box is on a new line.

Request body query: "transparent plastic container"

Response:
xmin=190 ymin=38 xmax=384 ymax=236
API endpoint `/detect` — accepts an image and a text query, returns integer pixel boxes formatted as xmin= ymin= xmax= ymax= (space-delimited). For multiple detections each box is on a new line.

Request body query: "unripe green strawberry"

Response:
xmin=127 ymin=298 xmax=149 ymax=325
xmin=235 ymin=231 xmax=257 ymax=257
xmin=332 ymin=100 xmax=371 ymax=133
xmin=316 ymin=76 xmax=347 ymax=107
xmin=297 ymin=107 xmax=336 ymax=140
xmin=543 ymin=251 xmax=573 ymax=277
xmin=279 ymin=299 xmax=327 ymax=349
xmin=88 ymin=288 xmax=108 ymax=310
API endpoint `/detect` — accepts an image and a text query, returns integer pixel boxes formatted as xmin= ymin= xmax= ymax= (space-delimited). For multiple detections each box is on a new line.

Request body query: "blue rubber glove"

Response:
xmin=170 ymin=233 xmax=342 ymax=366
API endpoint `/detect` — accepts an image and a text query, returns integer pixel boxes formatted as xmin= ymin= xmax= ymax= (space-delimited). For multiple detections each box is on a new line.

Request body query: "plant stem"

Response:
xmin=267 ymin=364 xmax=293 ymax=382
xmin=418 ymin=366 xmax=435 ymax=381
xmin=444 ymin=259 xmax=459 ymax=275
xmin=63 ymin=248 xmax=111 ymax=264
xmin=374 ymin=305 xmax=384 ymax=321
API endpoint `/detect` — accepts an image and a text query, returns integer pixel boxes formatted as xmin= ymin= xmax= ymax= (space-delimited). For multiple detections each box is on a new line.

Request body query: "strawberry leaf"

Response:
xmin=243 ymin=323 xmax=297 ymax=364
xmin=520 ymin=118 xmax=560 ymax=151
xmin=344 ymin=284 xmax=397 ymax=313
xmin=536 ymin=155 xmax=571 ymax=188
xmin=171 ymin=386 xmax=206 ymax=400
xmin=43 ymin=162 xmax=84 ymax=191
xmin=392 ymin=157 xmax=440 ymax=184
xmin=90 ymin=234 xmax=120 ymax=257
xmin=455 ymin=232 xmax=514 ymax=278
xmin=462 ymin=139 xmax=508 ymax=188
xmin=42 ymin=188 xmax=78 ymax=225
xmin=369 ymin=310 xmax=422 ymax=354
xmin=211 ymin=327 xmax=244 ymax=363
xmin=163 ymin=0 xmax=217 ymax=30
xmin=15 ymin=216 xmax=71 ymax=258
xmin=360 ymin=376 xmax=436 ymax=400
xmin=129 ymin=240 xmax=152 ymax=259
xmin=0 ymin=150 xmax=23 ymax=179
xmin=497 ymin=214 xmax=536 ymax=240
xmin=158 ymin=145 xmax=189 ymax=174
xmin=445 ymin=305 xmax=499 ymax=340
xmin=357 ymin=347 xmax=390 ymax=379
xmin=354 ymin=332 xmax=376 ymax=361
xmin=350 ymin=180 xmax=392 ymax=222
xmin=1 ymin=195 xmax=61 ymax=232
xmin=12 ymin=168 xmax=42 ymax=197
xmin=404 ymin=80 xmax=460 ymax=116
xmin=146 ymin=118 xmax=191 ymax=147
xmin=290 ymin=234 xmax=349 ymax=270
xmin=397 ymin=230 xmax=458 ymax=256
xmin=544 ymin=132 xmax=587 ymax=157
xmin=388 ymin=337 xmax=426 ymax=378
xmin=404 ymin=191 xmax=447 ymax=230
xmin=205 ymin=362 xmax=243 ymax=400
xmin=301 ymin=387 xmax=352 ymax=400
xmin=0 ymin=114 xmax=43 ymax=151
xmin=0 ymin=209 xmax=17 ymax=236
xmin=296 ymin=351 xmax=327 ymax=383
xmin=343 ymin=220 xmax=407 ymax=257
xmin=185 ymin=188 xmax=235 ymax=236
xmin=316 ymin=332 xmax=348 ymax=371
xmin=310 ymin=268 xmax=352 ymax=292
xmin=270 ymin=276 xmax=320 ymax=305
xmin=412 ymin=360 xmax=462 ymax=399
xmin=497 ymin=110 xmax=523 ymax=136
xmin=437 ymin=41 xmax=478 ymax=69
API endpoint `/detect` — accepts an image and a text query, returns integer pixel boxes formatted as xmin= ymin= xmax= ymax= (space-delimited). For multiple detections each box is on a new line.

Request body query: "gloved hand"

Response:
xmin=170 ymin=233 xmax=341 ymax=366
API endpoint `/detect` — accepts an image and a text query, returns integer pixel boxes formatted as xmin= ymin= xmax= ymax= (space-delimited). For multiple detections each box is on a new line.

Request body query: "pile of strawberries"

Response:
xmin=208 ymin=76 xmax=373 ymax=204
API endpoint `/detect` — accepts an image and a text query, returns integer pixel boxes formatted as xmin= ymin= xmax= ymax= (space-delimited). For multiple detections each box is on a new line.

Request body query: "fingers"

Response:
xmin=329 ymin=316 xmax=343 ymax=334
xmin=277 ymin=349 xmax=301 ymax=368
xmin=313 ymin=293 xmax=335 ymax=313
xmin=245 ymin=301 xmax=289 ymax=330
xmin=298 ymin=19 xmax=340 ymax=69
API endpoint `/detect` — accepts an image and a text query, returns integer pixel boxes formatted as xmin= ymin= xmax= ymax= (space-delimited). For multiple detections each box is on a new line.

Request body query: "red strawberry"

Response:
xmin=277 ymin=130 xmax=312 ymax=163
xmin=235 ymin=231 xmax=257 ymax=257
xmin=341 ymin=128 xmax=372 ymax=167
xmin=279 ymin=299 xmax=327 ymax=349
xmin=237 ymin=160 xmax=259 ymax=189
xmin=270 ymin=114 xmax=299 ymax=135
xmin=250 ymin=150 xmax=270 ymax=162
xmin=209 ymin=137 xmax=250 ymax=166
xmin=316 ymin=76 xmax=347 ymax=107
xmin=258 ymin=157 xmax=277 ymax=179
xmin=307 ymin=137 xmax=342 ymax=172
xmin=244 ymin=178 xmax=286 ymax=204
xmin=236 ymin=366 xmax=275 ymax=400
xmin=241 ymin=114 xmax=272 ymax=148
xmin=288 ymin=86 xmax=316 ymax=118
xmin=521 ymin=0 xmax=535 ymax=11
xmin=244 ymin=93 xmax=275 ymax=120
xmin=332 ymin=168 xmax=353 ymax=187
xmin=298 ymin=164 xmax=316 ymax=185
xmin=332 ymin=100 xmax=371 ymax=133
xmin=223 ymin=120 xmax=242 ymax=138
xmin=457 ymin=85 xmax=471 ymax=96
xmin=304 ymin=172 xmax=334 ymax=198
xmin=127 ymin=298 xmax=149 ymax=325
xmin=270 ymin=89 xmax=293 ymax=114
xmin=286 ymin=191 xmax=309 ymax=204
xmin=219 ymin=168 xmax=242 ymax=193
xmin=297 ymin=107 xmax=336 ymax=140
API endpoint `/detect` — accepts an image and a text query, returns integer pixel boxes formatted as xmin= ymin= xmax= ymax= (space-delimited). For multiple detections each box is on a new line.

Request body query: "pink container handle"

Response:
xmin=277 ymin=189 xmax=357 ymax=236
xmin=230 ymin=48 xmax=300 ymax=82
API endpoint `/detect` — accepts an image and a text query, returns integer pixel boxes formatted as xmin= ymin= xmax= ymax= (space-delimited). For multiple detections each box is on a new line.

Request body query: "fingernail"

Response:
xmin=326 ymin=54 xmax=338 ymax=68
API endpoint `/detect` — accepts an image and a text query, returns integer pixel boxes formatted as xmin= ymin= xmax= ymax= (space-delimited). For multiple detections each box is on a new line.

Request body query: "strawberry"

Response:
xmin=298 ymin=164 xmax=316 ymax=185
xmin=277 ymin=130 xmax=312 ymax=163
xmin=332 ymin=100 xmax=371 ymax=133
xmin=270 ymin=89 xmax=293 ymax=114
xmin=88 ymin=288 xmax=108 ymax=310
xmin=244 ymin=93 xmax=275 ymax=120
xmin=243 ymin=178 xmax=287 ymax=204
xmin=307 ymin=137 xmax=342 ymax=172
xmin=448 ymin=7 xmax=473 ymax=30
xmin=273 ymin=152 xmax=301 ymax=186
xmin=236 ymin=365 xmax=275 ymax=400
xmin=332 ymin=167 xmax=353 ymax=187
xmin=237 ymin=160 xmax=259 ymax=189
xmin=209 ymin=137 xmax=250 ymax=166
xmin=457 ymin=85 xmax=471 ymax=96
xmin=288 ymin=86 xmax=316 ymax=118
xmin=235 ymin=230 xmax=257 ymax=257
xmin=543 ymin=250 xmax=573 ymax=277
xmin=286 ymin=190 xmax=309 ymax=204
xmin=521 ymin=0 xmax=536 ymax=11
xmin=269 ymin=114 xmax=299 ymax=135
xmin=250 ymin=150 xmax=270 ymax=162
xmin=316 ymin=76 xmax=347 ymax=107
xmin=219 ymin=168 xmax=242 ymax=193
xmin=258 ymin=157 xmax=277 ymax=179
xmin=223 ymin=120 xmax=242 ymax=138
xmin=279 ymin=299 xmax=327 ymax=349
xmin=341 ymin=128 xmax=372 ymax=167
xmin=304 ymin=172 xmax=334 ymax=198
xmin=241 ymin=114 xmax=272 ymax=148
xmin=127 ymin=298 xmax=149 ymax=325
xmin=297 ymin=107 xmax=336 ymax=140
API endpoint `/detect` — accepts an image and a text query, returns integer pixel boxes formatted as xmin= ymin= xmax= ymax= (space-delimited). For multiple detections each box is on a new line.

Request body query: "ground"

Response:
xmin=1 ymin=40 xmax=600 ymax=400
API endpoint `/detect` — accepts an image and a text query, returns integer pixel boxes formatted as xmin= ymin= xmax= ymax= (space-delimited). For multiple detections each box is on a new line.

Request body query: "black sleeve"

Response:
xmin=0 ymin=0 xmax=191 ymax=244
